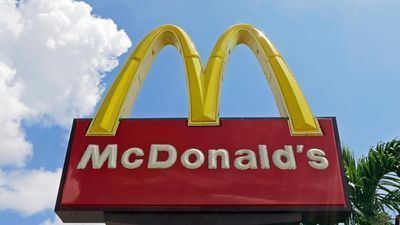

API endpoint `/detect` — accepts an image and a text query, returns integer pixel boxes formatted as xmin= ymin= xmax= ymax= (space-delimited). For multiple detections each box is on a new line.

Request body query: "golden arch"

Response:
xmin=86 ymin=24 xmax=322 ymax=136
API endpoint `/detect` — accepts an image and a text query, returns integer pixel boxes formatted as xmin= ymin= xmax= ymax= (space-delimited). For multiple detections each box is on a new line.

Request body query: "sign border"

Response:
xmin=55 ymin=117 xmax=350 ymax=223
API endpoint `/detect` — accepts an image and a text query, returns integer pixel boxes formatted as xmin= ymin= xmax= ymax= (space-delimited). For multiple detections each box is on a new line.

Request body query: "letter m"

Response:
xmin=77 ymin=144 xmax=117 ymax=169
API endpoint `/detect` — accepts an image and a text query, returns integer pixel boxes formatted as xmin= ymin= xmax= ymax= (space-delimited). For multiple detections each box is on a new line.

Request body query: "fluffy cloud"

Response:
xmin=0 ymin=168 xmax=61 ymax=215
xmin=1 ymin=0 xmax=131 ymax=127
xmin=0 ymin=0 xmax=131 ymax=167
xmin=0 ymin=62 xmax=32 ymax=167
xmin=0 ymin=0 xmax=132 ymax=219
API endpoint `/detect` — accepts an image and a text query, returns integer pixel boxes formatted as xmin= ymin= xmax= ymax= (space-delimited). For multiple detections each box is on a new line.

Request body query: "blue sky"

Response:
xmin=0 ymin=0 xmax=399 ymax=224
xmin=89 ymin=0 xmax=400 ymax=153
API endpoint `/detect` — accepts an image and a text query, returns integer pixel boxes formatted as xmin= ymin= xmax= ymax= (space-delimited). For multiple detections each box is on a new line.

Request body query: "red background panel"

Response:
xmin=59 ymin=118 xmax=347 ymax=208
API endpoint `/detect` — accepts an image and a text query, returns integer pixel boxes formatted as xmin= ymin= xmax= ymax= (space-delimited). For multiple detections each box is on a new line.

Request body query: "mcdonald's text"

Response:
xmin=76 ymin=144 xmax=329 ymax=170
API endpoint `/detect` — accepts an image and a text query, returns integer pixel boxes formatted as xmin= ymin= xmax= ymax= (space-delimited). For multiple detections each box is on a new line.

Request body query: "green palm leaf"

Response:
xmin=343 ymin=139 xmax=400 ymax=224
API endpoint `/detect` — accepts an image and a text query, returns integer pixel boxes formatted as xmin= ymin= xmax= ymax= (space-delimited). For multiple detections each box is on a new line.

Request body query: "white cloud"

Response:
xmin=0 ymin=0 xmax=132 ymax=218
xmin=1 ymin=0 xmax=131 ymax=127
xmin=40 ymin=215 xmax=104 ymax=225
xmin=0 ymin=0 xmax=23 ymax=36
xmin=0 ymin=0 xmax=131 ymax=166
xmin=0 ymin=62 xmax=32 ymax=167
xmin=0 ymin=168 xmax=61 ymax=215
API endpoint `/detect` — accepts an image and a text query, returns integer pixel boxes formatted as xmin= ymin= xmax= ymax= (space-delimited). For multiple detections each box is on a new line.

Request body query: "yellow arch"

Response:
xmin=86 ymin=24 xmax=322 ymax=136
xmin=86 ymin=25 xmax=207 ymax=135
xmin=201 ymin=24 xmax=321 ymax=135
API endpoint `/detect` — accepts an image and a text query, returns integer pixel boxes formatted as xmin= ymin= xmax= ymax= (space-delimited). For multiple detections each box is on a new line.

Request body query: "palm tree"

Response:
xmin=343 ymin=139 xmax=400 ymax=224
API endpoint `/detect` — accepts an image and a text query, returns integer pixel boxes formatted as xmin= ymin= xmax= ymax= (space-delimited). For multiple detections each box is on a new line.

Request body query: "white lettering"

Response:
xmin=208 ymin=149 xmax=230 ymax=169
xmin=121 ymin=147 xmax=144 ymax=169
xmin=234 ymin=149 xmax=257 ymax=170
xmin=77 ymin=144 xmax=117 ymax=169
xmin=272 ymin=145 xmax=297 ymax=170
xmin=307 ymin=148 xmax=329 ymax=170
xmin=148 ymin=144 xmax=177 ymax=169
xmin=76 ymin=144 xmax=330 ymax=171
xmin=181 ymin=148 xmax=205 ymax=169
xmin=258 ymin=145 xmax=270 ymax=169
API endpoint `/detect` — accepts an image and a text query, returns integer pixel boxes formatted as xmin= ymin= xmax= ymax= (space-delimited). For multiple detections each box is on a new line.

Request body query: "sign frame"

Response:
xmin=55 ymin=117 xmax=350 ymax=224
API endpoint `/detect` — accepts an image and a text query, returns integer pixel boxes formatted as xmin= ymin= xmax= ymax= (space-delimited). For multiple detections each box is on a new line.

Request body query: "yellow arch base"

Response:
xmin=86 ymin=24 xmax=322 ymax=136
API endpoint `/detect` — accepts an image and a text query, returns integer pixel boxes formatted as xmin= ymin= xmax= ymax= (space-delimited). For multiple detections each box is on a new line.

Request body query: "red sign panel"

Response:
xmin=56 ymin=118 xmax=349 ymax=222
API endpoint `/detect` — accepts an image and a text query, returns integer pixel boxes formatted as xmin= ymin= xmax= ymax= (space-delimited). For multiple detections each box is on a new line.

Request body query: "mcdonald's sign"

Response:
xmin=56 ymin=24 xmax=350 ymax=224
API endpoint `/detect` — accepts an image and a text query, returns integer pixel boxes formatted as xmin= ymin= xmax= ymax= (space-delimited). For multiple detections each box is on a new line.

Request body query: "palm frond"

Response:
xmin=343 ymin=139 xmax=400 ymax=224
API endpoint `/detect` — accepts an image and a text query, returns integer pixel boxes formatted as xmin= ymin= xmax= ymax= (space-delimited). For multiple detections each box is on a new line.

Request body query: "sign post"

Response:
xmin=56 ymin=24 xmax=350 ymax=225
